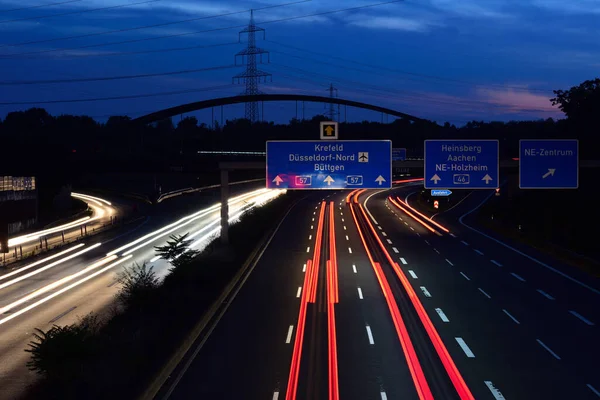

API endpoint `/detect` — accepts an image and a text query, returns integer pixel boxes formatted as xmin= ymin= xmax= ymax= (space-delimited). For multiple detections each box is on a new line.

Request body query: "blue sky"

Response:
xmin=0 ymin=0 xmax=598 ymax=126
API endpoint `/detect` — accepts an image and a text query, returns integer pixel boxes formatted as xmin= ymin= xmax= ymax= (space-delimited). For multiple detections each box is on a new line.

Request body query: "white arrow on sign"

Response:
xmin=375 ymin=175 xmax=386 ymax=185
xmin=430 ymin=174 xmax=441 ymax=184
xmin=482 ymin=174 xmax=493 ymax=184
xmin=324 ymin=176 xmax=335 ymax=186
xmin=272 ymin=175 xmax=283 ymax=186
xmin=542 ymin=168 xmax=556 ymax=179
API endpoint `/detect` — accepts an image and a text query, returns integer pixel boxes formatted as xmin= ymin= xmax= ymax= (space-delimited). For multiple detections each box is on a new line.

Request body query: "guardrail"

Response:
xmin=155 ymin=178 xmax=263 ymax=203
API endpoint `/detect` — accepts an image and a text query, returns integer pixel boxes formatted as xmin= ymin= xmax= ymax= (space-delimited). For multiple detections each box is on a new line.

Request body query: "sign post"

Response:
xmin=519 ymin=139 xmax=578 ymax=189
xmin=266 ymin=140 xmax=392 ymax=189
xmin=424 ymin=140 xmax=499 ymax=189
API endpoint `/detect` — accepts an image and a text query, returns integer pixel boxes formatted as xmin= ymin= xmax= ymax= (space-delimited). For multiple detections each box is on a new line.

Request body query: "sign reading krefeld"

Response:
xmin=320 ymin=121 xmax=338 ymax=140
xmin=266 ymin=140 xmax=391 ymax=190
xmin=519 ymin=139 xmax=578 ymax=189
xmin=424 ymin=139 xmax=499 ymax=189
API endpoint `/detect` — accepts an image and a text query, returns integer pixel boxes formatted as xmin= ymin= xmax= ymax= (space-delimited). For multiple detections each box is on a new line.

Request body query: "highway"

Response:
xmin=2 ymin=192 xmax=120 ymax=266
xmin=0 ymin=184 xmax=283 ymax=399
xmin=157 ymin=182 xmax=600 ymax=400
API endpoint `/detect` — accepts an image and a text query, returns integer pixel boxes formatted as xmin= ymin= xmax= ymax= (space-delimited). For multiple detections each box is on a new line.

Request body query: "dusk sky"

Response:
xmin=0 ymin=0 xmax=598 ymax=126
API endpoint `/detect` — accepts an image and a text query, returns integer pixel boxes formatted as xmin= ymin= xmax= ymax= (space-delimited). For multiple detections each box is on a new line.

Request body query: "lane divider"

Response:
xmin=349 ymin=204 xmax=434 ymax=400
xmin=357 ymin=203 xmax=474 ymax=400
xmin=388 ymin=197 xmax=439 ymax=235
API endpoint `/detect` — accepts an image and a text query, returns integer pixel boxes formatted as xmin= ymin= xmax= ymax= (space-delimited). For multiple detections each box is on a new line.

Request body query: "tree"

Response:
xmin=551 ymin=78 xmax=600 ymax=124
xmin=116 ymin=262 xmax=160 ymax=311
xmin=154 ymin=233 xmax=199 ymax=270
xmin=25 ymin=314 xmax=100 ymax=381
xmin=177 ymin=116 xmax=198 ymax=130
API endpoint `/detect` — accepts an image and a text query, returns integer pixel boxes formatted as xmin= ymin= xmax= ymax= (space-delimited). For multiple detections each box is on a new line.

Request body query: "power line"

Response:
xmin=0 ymin=0 xmax=83 ymax=13
xmin=266 ymin=40 xmax=552 ymax=94
xmin=0 ymin=0 xmax=159 ymax=24
xmin=0 ymin=64 xmax=238 ymax=85
xmin=0 ymin=0 xmax=403 ymax=58
xmin=0 ymin=0 xmax=311 ymax=49
xmin=0 ymin=84 xmax=237 ymax=105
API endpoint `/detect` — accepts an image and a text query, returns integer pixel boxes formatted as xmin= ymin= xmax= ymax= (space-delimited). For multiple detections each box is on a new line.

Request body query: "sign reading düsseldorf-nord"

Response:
xmin=424 ymin=139 xmax=499 ymax=189
xmin=266 ymin=140 xmax=392 ymax=189
xmin=519 ymin=139 xmax=578 ymax=189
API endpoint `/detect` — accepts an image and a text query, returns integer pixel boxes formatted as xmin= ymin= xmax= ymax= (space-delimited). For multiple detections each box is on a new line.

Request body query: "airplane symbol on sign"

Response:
xmin=358 ymin=152 xmax=369 ymax=162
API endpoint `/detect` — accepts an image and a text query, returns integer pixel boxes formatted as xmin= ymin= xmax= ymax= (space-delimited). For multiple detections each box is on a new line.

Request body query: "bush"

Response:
xmin=116 ymin=262 xmax=160 ymax=311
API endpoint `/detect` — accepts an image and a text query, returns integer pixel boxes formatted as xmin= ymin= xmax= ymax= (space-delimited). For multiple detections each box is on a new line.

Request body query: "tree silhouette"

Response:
xmin=551 ymin=78 xmax=600 ymax=125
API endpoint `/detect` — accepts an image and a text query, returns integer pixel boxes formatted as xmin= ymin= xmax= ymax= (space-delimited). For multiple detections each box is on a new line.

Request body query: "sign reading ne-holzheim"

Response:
xmin=266 ymin=140 xmax=392 ymax=189
xmin=424 ymin=139 xmax=499 ymax=189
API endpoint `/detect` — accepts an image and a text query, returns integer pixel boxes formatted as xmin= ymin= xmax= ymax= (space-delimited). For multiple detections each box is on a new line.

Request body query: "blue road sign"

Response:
xmin=392 ymin=148 xmax=407 ymax=161
xmin=519 ymin=139 xmax=578 ymax=189
xmin=266 ymin=140 xmax=392 ymax=189
xmin=431 ymin=189 xmax=452 ymax=196
xmin=424 ymin=140 xmax=499 ymax=189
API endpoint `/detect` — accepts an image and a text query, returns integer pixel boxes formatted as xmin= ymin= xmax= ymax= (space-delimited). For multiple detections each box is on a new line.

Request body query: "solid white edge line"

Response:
xmin=366 ymin=325 xmax=375 ymax=344
xmin=357 ymin=287 xmax=363 ymax=299
xmin=408 ymin=270 xmax=418 ymax=279
xmin=459 ymin=191 xmax=600 ymax=296
xmin=285 ymin=325 xmax=294 ymax=343
xmin=536 ymin=339 xmax=560 ymax=359
xmin=435 ymin=308 xmax=449 ymax=322
xmin=484 ymin=381 xmax=506 ymax=400
xmin=569 ymin=310 xmax=595 ymax=326
xmin=502 ymin=309 xmax=520 ymax=324
xmin=455 ymin=337 xmax=475 ymax=357
xmin=478 ymin=288 xmax=491 ymax=298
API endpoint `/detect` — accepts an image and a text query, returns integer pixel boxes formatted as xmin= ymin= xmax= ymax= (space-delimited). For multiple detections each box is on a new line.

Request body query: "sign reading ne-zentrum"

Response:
xmin=266 ymin=140 xmax=391 ymax=189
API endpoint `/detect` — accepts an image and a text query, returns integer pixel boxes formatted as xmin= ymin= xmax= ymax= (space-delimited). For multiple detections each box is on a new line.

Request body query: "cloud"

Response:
xmin=530 ymin=0 xmax=600 ymax=15
xmin=474 ymin=87 xmax=562 ymax=115
xmin=345 ymin=16 xmax=437 ymax=33
xmin=428 ymin=0 xmax=514 ymax=19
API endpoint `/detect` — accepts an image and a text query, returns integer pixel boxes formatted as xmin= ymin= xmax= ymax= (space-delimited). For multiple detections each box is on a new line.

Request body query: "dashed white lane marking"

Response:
xmin=503 ymin=309 xmax=520 ymax=324
xmin=296 ymin=287 xmax=302 ymax=298
xmin=352 ymin=264 xmax=357 ymax=273
xmin=456 ymin=337 xmax=475 ymax=358
xmin=348 ymin=247 xmax=353 ymax=254
xmin=474 ymin=249 xmax=484 ymax=255
xmin=343 ymin=226 xmax=347 ymax=230
xmin=416 ymin=232 xmax=420 ymax=237
xmin=449 ymin=233 xmax=457 ymax=238
xmin=381 ymin=232 xmax=387 ymax=236
xmin=410 ymin=227 xmax=415 ymax=231
xmin=569 ymin=310 xmax=595 ymax=326
xmin=313 ymin=211 xmax=316 ymax=215
xmin=537 ymin=289 xmax=554 ymax=300
xmin=511 ymin=272 xmax=526 ymax=282
xmin=404 ymin=222 xmax=409 ymax=226
xmin=387 ymin=239 xmax=393 ymax=244
xmin=357 ymin=287 xmax=364 ymax=299
xmin=420 ymin=286 xmax=431 ymax=297
xmin=587 ymin=384 xmax=600 ymax=397
xmin=460 ymin=272 xmax=470 ymax=281
xmin=366 ymin=325 xmax=375 ymax=344
xmin=484 ymin=381 xmax=506 ymax=400
xmin=346 ymin=235 xmax=349 ymax=241
xmin=273 ymin=391 xmax=280 ymax=400
xmin=380 ymin=392 xmax=388 ymax=400
xmin=377 ymin=225 xmax=382 ymax=230
xmin=312 ymin=218 xmax=314 ymax=222
xmin=303 ymin=263 xmax=306 ymax=272
xmin=478 ymin=288 xmax=491 ymax=299
xmin=433 ymin=248 xmax=440 ymax=254
xmin=461 ymin=240 xmax=469 ymax=246
xmin=340 ymin=212 xmax=343 ymax=216
xmin=306 ymin=247 xmax=310 ymax=253
xmin=435 ymin=308 xmax=449 ymax=322
xmin=445 ymin=259 xmax=454 ymax=266
xmin=491 ymin=260 xmax=502 ymax=267
xmin=310 ymin=225 xmax=313 ymax=229
xmin=400 ymin=257 xmax=407 ymax=265
xmin=308 ymin=235 xmax=312 ymax=240
xmin=536 ymin=339 xmax=560 ymax=360
xmin=392 ymin=247 xmax=399 ymax=253
xmin=285 ymin=326 xmax=294 ymax=343
xmin=408 ymin=270 xmax=418 ymax=279
xmin=342 ymin=218 xmax=345 ymax=222
xmin=424 ymin=240 xmax=430 ymax=245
